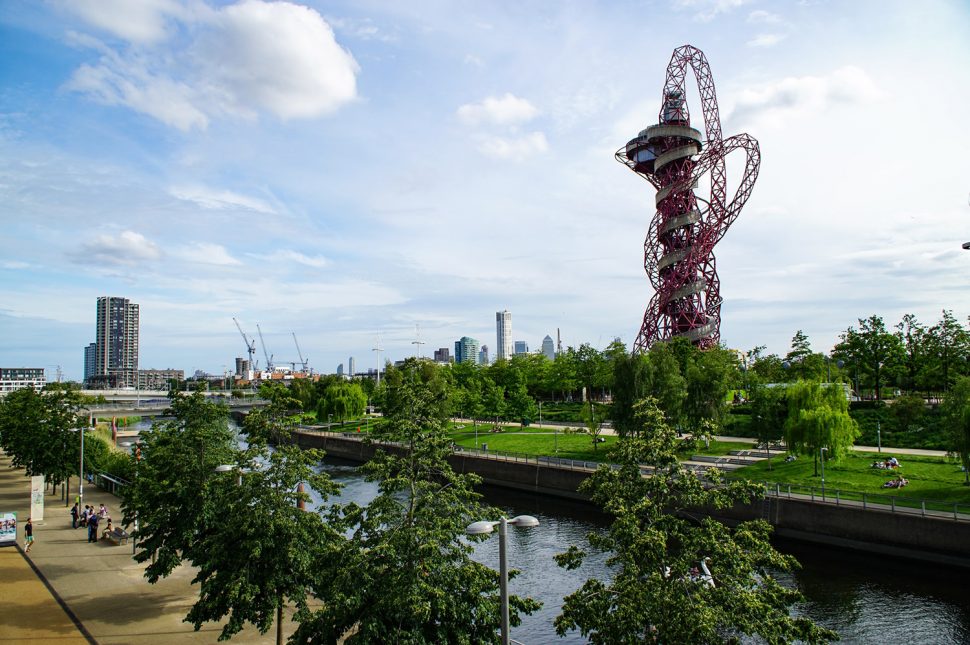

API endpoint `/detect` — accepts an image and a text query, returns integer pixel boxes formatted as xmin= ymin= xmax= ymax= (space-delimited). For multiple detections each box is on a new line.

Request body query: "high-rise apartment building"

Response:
xmin=83 ymin=342 xmax=97 ymax=382
xmin=541 ymin=335 xmax=556 ymax=360
xmin=496 ymin=310 xmax=512 ymax=361
xmin=349 ymin=357 xmax=356 ymax=376
xmin=0 ymin=368 xmax=46 ymax=393
xmin=479 ymin=344 xmax=490 ymax=365
xmin=454 ymin=337 xmax=480 ymax=364
xmin=514 ymin=341 xmax=529 ymax=355
xmin=433 ymin=347 xmax=451 ymax=363
xmin=89 ymin=296 xmax=139 ymax=388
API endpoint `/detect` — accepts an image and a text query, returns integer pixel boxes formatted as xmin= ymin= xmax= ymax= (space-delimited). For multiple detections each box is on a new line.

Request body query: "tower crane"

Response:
xmin=256 ymin=324 xmax=273 ymax=371
xmin=233 ymin=317 xmax=258 ymax=371
xmin=293 ymin=333 xmax=310 ymax=374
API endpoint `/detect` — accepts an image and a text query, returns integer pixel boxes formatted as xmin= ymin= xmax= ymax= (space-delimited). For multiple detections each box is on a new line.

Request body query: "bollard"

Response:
xmin=836 ymin=490 xmax=840 ymax=506
xmin=891 ymin=497 xmax=896 ymax=513
xmin=921 ymin=500 xmax=925 ymax=517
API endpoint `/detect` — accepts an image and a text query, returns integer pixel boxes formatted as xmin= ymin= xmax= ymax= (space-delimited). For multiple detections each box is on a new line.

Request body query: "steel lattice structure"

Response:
xmin=617 ymin=45 xmax=760 ymax=353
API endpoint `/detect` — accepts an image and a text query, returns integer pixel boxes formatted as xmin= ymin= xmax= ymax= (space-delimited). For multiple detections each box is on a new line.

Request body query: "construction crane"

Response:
xmin=293 ymin=333 xmax=310 ymax=374
xmin=233 ymin=317 xmax=258 ymax=371
xmin=256 ymin=323 xmax=273 ymax=371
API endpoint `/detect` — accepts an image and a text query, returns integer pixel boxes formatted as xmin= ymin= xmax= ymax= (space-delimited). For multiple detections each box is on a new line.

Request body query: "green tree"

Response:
xmin=555 ymin=398 xmax=836 ymax=644
xmin=683 ymin=347 xmax=736 ymax=431
xmin=187 ymin=442 xmax=340 ymax=644
xmin=0 ymin=387 xmax=83 ymax=490
xmin=316 ymin=381 xmax=367 ymax=423
xmin=943 ymin=377 xmax=970 ymax=485
xmin=121 ymin=390 xmax=236 ymax=582
xmin=891 ymin=393 xmax=926 ymax=433
xmin=784 ymin=381 xmax=860 ymax=476
xmin=294 ymin=358 xmax=539 ymax=642
xmin=750 ymin=383 xmax=787 ymax=468
xmin=833 ymin=315 xmax=905 ymax=400
xmin=580 ymin=401 xmax=609 ymax=451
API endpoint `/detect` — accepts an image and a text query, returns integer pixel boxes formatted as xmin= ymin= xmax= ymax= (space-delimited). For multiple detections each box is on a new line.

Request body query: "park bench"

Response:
xmin=105 ymin=527 xmax=129 ymax=545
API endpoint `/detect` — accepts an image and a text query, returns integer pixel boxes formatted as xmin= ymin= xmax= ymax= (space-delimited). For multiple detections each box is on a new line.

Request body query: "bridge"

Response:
xmin=83 ymin=398 xmax=269 ymax=420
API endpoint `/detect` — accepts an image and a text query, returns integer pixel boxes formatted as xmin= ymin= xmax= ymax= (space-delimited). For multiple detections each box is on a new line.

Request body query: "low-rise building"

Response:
xmin=0 ymin=368 xmax=46 ymax=393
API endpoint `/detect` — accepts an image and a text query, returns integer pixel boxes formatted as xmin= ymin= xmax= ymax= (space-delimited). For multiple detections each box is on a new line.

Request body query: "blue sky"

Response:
xmin=1 ymin=0 xmax=968 ymax=381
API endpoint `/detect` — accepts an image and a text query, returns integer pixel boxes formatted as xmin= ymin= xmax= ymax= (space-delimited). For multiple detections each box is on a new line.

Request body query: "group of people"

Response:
xmin=883 ymin=476 xmax=909 ymax=489
xmin=872 ymin=456 xmax=901 ymax=470
xmin=69 ymin=502 xmax=113 ymax=543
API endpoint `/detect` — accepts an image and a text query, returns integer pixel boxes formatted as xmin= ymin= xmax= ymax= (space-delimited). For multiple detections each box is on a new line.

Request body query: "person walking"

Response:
xmin=24 ymin=517 xmax=33 ymax=553
xmin=70 ymin=503 xmax=79 ymax=529
xmin=87 ymin=512 xmax=99 ymax=543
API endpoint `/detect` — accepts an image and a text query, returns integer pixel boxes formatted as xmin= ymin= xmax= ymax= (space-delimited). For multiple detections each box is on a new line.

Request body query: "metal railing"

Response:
xmin=758 ymin=480 xmax=970 ymax=521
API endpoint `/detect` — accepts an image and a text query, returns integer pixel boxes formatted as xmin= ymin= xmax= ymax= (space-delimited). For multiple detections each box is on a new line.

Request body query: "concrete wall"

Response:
xmin=292 ymin=431 xmax=970 ymax=567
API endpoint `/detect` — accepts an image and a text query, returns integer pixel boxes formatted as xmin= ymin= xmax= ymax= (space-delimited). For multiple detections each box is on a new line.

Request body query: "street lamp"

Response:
xmin=466 ymin=515 xmax=539 ymax=645
xmin=70 ymin=427 xmax=86 ymax=511
xmin=877 ymin=421 xmax=882 ymax=453
xmin=820 ymin=447 xmax=828 ymax=501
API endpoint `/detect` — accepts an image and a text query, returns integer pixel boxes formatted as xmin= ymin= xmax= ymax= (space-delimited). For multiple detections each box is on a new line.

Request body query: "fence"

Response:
xmin=759 ymin=480 xmax=970 ymax=522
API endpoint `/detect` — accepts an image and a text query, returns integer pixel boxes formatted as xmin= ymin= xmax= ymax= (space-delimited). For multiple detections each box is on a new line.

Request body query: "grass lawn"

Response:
xmin=730 ymin=451 xmax=970 ymax=508
xmin=448 ymin=428 xmax=617 ymax=462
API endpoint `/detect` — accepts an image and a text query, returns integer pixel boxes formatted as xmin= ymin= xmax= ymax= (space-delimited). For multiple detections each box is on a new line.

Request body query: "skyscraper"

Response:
xmin=454 ymin=337 xmax=480 ymax=364
xmin=514 ymin=340 xmax=529 ymax=355
xmin=479 ymin=344 xmax=490 ymax=365
xmin=83 ymin=342 xmax=97 ymax=382
xmin=91 ymin=296 xmax=139 ymax=388
xmin=433 ymin=347 xmax=451 ymax=363
xmin=496 ymin=310 xmax=512 ymax=361
xmin=541 ymin=335 xmax=555 ymax=360
xmin=349 ymin=356 xmax=356 ymax=376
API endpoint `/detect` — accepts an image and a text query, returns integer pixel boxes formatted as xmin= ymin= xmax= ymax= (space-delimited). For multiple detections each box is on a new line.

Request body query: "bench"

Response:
xmin=105 ymin=527 xmax=129 ymax=545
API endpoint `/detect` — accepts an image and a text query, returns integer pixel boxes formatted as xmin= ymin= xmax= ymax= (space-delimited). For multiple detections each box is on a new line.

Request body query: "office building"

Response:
xmin=514 ymin=340 xmax=529 ymax=355
xmin=479 ymin=344 xmax=490 ymax=365
xmin=0 ymin=368 xmax=46 ymax=393
xmin=541 ymin=335 xmax=556 ymax=360
xmin=83 ymin=342 xmax=97 ymax=382
xmin=337 ymin=363 xmax=344 ymax=377
xmin=496 ymin=310 xmax=512 ymax=361
xmin=454 ymin=337 xmax=480 ymax=364
xmin=349 ymin=357 xmax=356 ymax=376
xmin=89 ymin=296 xmax=139 ymax=388
xmin=433 ymin=347 xmax=451 ymax=363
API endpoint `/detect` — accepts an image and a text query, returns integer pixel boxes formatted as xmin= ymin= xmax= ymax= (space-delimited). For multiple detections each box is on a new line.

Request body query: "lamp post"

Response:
xmin=466 ymin=515 xmax=539 ymax=645
xmin=70 ymin=427 xmax=86 ymax=511
xmin=877 ymin=421 xmax=881 ymax=453
xmin=820 ymin=447 xmax=828 ymax=501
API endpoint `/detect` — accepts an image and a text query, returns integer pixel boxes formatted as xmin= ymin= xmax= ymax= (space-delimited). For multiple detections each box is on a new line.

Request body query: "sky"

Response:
xmin=1 ymin=0 xmax=969 ymax=381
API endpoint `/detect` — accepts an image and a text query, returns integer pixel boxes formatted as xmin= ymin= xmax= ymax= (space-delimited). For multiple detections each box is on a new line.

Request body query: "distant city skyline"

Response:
xmin=1 ymin=1 xmax=968 ymax=380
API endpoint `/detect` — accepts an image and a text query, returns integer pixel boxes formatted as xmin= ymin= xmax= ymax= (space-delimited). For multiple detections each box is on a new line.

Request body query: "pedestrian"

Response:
xmin=24 ymin=517 xmax=33 ymax=553
xmin=87 ymin=512 xmax=99 ymax=543
xmin=70 ymin=503 xmax=79 ymax=529
xmin=98 ymin=503 xmax=108 ymax=518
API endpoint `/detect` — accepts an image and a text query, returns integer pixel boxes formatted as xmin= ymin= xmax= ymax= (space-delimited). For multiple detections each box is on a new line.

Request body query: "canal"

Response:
xmin=318 ymin=458 xmax=970 ymax=644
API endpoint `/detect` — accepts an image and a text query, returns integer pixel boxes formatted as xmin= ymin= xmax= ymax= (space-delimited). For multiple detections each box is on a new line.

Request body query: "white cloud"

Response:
xmin=1 ymin=261 xmax=30 ymax=270
xmin=457 ymin=93 xmax=539 ymax=126
xmin=674 ymin=0 xmax=752 ymax=21
xmin=170 ymin=185 xmax=277 ymax=214
xmin=62 ymin=0 xmax=359 ymax=129
xmin=254 ymin=250 xmax=330 ymax=268
xmin=728 ymin=66 xmax=883 ymax=128
xmin=172 ymin=242 xmax=242 ymax=266
xmin=72 ymin=230 xmax=162 ymax=266
xmin=747 ymin=33 xmax=785 ymax=47
xmin=747 ymin=9 xmax=782 ymax=24
xmin=59 ymin=0 xmax=188 ymax=45
xmin=477 ymin=132 xmax=548 ymax=160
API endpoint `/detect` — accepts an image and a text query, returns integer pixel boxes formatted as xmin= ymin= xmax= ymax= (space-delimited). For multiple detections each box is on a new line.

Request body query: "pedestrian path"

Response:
xmin=0 ymin=454 xmax=283 ymax=644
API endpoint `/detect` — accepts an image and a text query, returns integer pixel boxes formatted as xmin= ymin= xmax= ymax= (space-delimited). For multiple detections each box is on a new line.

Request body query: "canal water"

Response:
xmin=318 ymin=459 xmax=970 ymax=644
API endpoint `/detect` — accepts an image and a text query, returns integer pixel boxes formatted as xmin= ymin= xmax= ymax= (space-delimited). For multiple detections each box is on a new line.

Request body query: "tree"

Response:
xmin=833 ymin=315 xmax=905 ymax=400
xmin=580 ymin=401 xmax=609 ymax=451
xmin=0 ymin=387 xmax=83 ymax=489
xmin=943 ymin=377 xmax=970 ymax=485
xmin=784 ymin=381 xmax=859 ymax=476
xmin=683 ymin=347 xmax=736 ymax=432
xmin=750 ymin=383 xmax=787 ymax=468
xmin=187 ymin=441 xmax=340 ymax=644
xmin=555 ymin=398 xmax=837 ymax=644
xmin=294 ymin=358 xmax=539 ymax=642
xmin=121 ymin=390 xmax=236 ymax=582
xmin=316 ymin=381 xmax=367 ymax=423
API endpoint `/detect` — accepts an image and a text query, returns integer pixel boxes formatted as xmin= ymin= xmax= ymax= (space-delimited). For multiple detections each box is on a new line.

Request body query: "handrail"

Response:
xmin=757 ymin=480 xmax=970 ymax=522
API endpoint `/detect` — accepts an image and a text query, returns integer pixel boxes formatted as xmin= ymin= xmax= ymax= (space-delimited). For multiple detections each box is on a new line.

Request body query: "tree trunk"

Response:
xmin=277 ymin=599 xmax=283 ymax=645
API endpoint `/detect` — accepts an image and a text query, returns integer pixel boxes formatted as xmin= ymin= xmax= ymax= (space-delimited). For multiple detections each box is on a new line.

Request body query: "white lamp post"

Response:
xmin=70 ymin=427 xmax=85 ymax=510
xmin=820 ymin=447 xmax=828 ymax=500
xmin=466 ymin=515 xmax=539 ymax=645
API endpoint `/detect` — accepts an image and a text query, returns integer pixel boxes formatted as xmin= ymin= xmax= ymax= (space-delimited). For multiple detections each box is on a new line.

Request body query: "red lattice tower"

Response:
xmin=617 ymin=45 xmax=760 ymax=352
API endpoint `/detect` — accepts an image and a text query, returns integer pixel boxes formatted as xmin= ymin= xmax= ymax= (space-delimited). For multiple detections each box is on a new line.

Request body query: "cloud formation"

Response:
xmin=457 ymin=93 xmax=539 ymax=126
xmin=172 ymin=242 xmax=242 ymax=266
xmin=476 ymin=132 xmax=549 ymax=161
xmin=747 ymin=33 xmax=785 ymax=47
xmin=169 ymin=185 xmax=277 ymax=214
xmin=62 ymin=0 xmax=359 ymax=130
xmin=72 ymin=230 xmax=162 ymax=266
xmin=674 ymin=0 xmax=752 ymax=21
xmin=728 ymin=66 xmax=882 ymax=127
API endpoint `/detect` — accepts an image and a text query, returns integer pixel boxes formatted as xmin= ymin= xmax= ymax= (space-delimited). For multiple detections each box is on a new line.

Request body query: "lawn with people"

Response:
xmin=730 ymin=450 xmax=970 ymax=507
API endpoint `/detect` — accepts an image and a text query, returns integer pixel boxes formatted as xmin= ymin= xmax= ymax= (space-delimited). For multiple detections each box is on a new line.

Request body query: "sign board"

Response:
xmin=0 ymin=512 xmax=16 ymax=546
xmin=30 ymin=476 xmax=44 ymax=522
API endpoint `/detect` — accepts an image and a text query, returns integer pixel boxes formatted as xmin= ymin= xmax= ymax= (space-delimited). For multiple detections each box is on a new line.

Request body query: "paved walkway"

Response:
xmin=0 ymin=455 xmax=284 ymax=644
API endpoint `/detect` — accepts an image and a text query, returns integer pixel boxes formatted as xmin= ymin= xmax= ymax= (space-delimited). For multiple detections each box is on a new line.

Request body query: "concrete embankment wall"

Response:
xmin=292 ymin=431 xmax=970 ymax=567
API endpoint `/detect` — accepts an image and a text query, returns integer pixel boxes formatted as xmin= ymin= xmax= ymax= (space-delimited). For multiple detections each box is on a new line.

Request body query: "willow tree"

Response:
xmin=944 ymin=377 xmax=970 ymax=485
xmin=784 ymin=380 xmax=859 ymax=476
xmin=555 ymin=398 xmax=837 ymax=644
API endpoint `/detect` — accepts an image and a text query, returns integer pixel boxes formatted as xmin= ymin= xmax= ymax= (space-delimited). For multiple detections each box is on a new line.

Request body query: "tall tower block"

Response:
xmin=617 ymin=45 xmax=760 ymax=351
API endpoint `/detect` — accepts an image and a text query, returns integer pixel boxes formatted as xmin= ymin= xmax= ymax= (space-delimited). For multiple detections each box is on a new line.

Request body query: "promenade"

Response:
xmin=0 ymin=454 xmax=284 ymax=644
